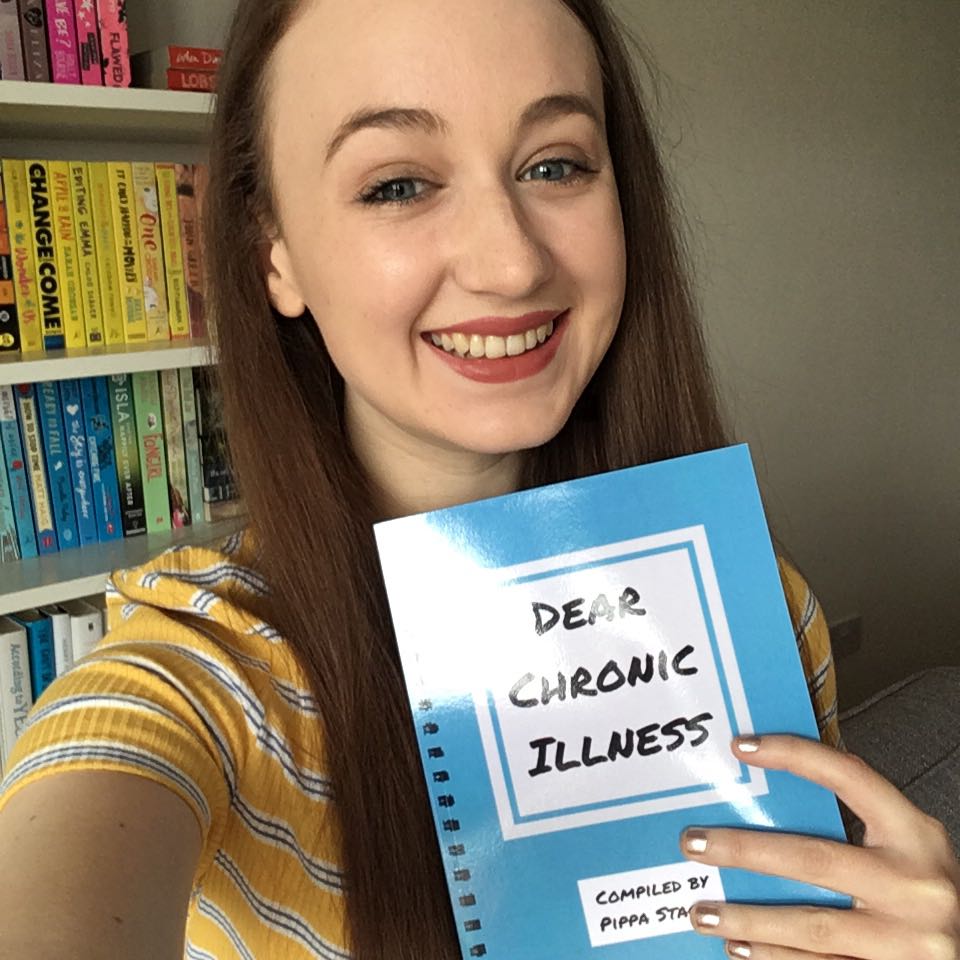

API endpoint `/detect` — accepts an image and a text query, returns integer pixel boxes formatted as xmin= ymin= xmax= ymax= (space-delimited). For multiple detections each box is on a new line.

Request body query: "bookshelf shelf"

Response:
xmin=0 ymin=515 xmax=247 ymax=616
xmin=0 ymin=338 xmax=218 ymax=386
xmin=0 ymin=79 xmax=215 ymax=143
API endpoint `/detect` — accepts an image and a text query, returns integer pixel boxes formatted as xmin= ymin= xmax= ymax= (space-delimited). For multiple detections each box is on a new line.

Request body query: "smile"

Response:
xmin=427 ymin=318 xmax=556 ymax=360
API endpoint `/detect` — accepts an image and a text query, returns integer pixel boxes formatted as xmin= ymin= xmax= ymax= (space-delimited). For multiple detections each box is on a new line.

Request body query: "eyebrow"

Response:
xmin=323 ymin=92 xmax=601 ymax=166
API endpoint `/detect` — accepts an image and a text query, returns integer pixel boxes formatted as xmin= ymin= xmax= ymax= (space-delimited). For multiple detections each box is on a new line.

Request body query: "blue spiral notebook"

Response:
xmin=374 ymin=444 xmax=849 ymax=959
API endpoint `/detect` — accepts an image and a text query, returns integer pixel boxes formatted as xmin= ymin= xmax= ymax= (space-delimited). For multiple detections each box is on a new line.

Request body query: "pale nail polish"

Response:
xmin=727 ymin=942 xmax=752 ymax=958
xmin=735 ymin=735 xmax=761 ymax=753
xmin=683 ymin=829 xmax=709 ymax=854
xmin=691 ymin=904 xmax=721 ymax=928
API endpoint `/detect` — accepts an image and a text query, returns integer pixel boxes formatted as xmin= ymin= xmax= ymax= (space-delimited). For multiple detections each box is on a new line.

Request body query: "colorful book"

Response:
xmin=0 ymin=162 xmax=21 ymax=354
xmin=131 ymin=162 xmax=170 ymax=342
xmin=0 ymin=414 xmax=18 ymax=560
xmin=2 ymin=159 xmax=42 ymax=354
xmin=16 ymin=0 xmax=50 ymax=82
xmin=25 ymin=160 xmax=65 ymax=351
xmin=107 ymin=161 xmax=147 ymax=342
xmin=133 ymin=44 xmax=221 ymax=72
xmin=192 ymin=163 xmax=209 ymax=336
xmin=0 ymin=0 xmax=26 ymax=80
xmin=374 ymin=444 xmax=849 ymax=959
xmin=14 ymin=382 xmax=57 ymax=554
xmin=160 ymin=368 xmax=189 ymax=527
xmin=194 ymin=366 xmax=235 ymax=520
xmin=107 ymin=371 xmax=145 ymax=538
xmin=36 ymin=379 xmax=78 ymax=550
xmin=9 ymin=609 xmax=55 ymax=701
xmin=155 ymin=163 xmax=190 ymax=340
xmin=96 ymin=0 xmax=128 ymax=88
xmin=43 ymin=0 xmax=80 ymax=83
xmin=175 ymin=163 xmax=205 ymax=339
xmin=0 ymin=617 xmax=33 ymax=775
xmin=72 ymin=0 xmax=101 ymax=85
xmin=0 ymin=383 xmax=37 ymax=559
xmin=58 ymin=377 xmax=98 ymax=546
xmin=68 ymin=160 xmax=105 ymax=346
xmin=131 ymin=370 xmax=170 ymax=533
xmin=39 ymin=603 xmax=72 ymax=677
xmin=88 ymin=161 xmax=124 ymax=345
xmin=79 ymin=375 xmax=122 ymax=543
xmin=179 ymin=366 xmax=205 ymax=525
xmin=49 ymin=160 xmax=85 ymax=348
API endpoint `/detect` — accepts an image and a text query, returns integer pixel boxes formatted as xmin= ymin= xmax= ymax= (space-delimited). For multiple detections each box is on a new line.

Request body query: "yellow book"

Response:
xmin=0 ymin=159 xmax=43 ymax=354
xmin=155 ymin=163 xmax=191 ymax=340
xmin=88 ymin=162 xmax=125 ymax=346
xmin=49 ymin=161 xmax=85 ymax=350
xmin=131 ymin=162 xmax=170 ymax=342
xmin=25 ymin=159 xmax=65 ymax=350
xmin=107 ymin=161 xmax=147 ymax=343
xmin=68 ymin=161 xmax=105 ymax=347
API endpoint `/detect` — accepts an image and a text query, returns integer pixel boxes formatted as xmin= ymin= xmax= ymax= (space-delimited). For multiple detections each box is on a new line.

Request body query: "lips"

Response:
xmin=424 ymin=310 xmax=565 ymax=339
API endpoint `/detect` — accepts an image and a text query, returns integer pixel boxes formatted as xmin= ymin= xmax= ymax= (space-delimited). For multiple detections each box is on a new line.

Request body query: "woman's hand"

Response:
xmin=680 ymin=734 xmax=960 ymax=959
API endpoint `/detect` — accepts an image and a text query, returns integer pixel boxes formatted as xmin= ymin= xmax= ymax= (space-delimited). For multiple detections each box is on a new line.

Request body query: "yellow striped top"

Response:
xmin=0 ymin=527 xmax=842 ymax=958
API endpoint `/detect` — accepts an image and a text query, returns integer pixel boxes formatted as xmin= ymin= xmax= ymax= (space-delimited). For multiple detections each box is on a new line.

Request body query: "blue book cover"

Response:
xmin=0 ymin=419 xmax=19 ymax=562
xmin=58 ymin=378 xmax=99 ymax=548
xmin=374 ymin=444 xmax=849 ymax=960
xmin=13 ymin=383 xmax=57 ymax=555
xmin=79 ymin=377 xmax=123 ymax=544
xmin=0 ymin=384 xmax=38 ymax=560
xmin=9 ymin=609 xmax=56 ymax=701
xmin=36 ymin=380 xmax=80 ymax=552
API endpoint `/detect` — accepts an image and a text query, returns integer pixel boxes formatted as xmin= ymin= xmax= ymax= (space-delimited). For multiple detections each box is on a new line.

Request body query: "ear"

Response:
xmin=260 ymin=233 xmax=307 ymax=318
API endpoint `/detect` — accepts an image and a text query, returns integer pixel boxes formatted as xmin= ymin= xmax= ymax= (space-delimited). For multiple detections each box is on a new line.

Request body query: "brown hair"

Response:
xmin=206 ymin=0 xmax=733 ymax=956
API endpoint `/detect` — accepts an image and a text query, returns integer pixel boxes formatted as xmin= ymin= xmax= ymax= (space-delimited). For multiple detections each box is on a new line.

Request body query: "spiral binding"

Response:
xmin=419 ymin=698 xmax=487 ymax=957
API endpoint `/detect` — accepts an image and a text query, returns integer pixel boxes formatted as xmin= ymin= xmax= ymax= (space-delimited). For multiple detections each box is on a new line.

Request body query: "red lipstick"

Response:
xmin=427 ymin=310 xmax=564 ymax=339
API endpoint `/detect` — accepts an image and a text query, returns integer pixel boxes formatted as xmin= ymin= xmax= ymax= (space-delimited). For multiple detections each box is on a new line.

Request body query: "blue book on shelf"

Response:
xmin=9 ymin=609 xmax=56 ymax=701
xmin=36 ymin=380 xmax=80 ymax=552
xmin=79 ymin=376 xmax=123 ymax=543
xmin=58 ymin=378 xmax=99 ymax=548
xmin=374 ymin=443 xmax=849 ymax=960
xmin=0 ymin=384 xmax=38 ymax=560
xmin=13 ymin=383 xmax=57 ymax=555
xmin=0 ymin=419 xmax=19 ymax=562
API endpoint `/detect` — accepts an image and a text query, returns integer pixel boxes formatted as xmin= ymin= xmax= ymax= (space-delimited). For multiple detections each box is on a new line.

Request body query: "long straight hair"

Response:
xmin=205 ymin=1 xmax=733 ymax=956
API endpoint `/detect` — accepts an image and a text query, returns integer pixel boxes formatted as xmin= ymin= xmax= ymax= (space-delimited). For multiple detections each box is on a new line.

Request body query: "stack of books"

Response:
xmin=0 ymin=0 xmax=130 ymax=86
xmin=1 ymin=158 xmax=209 ymax=355
xmin=131 ymin=45 xmax=222 ymax=94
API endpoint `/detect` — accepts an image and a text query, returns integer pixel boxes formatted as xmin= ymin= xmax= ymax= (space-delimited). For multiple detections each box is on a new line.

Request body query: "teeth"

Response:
xmin=506 ymin=334 xmax=526 ymax=357
xmin=469 ymin=334 xmax=485 ymax=358
xmin=484 ymin=335 xmax=507 ymax=359
xmin=431 ymin=333 xmax=442 ymax=347
xmin=536 ymin=324 xmax=548 ymax=344
xmin=525 ymin=329 xmax=538 ymax=350
xmin=452 ymin=332 xmax=470 ymax=356
xmin=441 ymin=333 xmax=455 ymax=352
xmin=429 ymin=316 xmax=560 ymax=359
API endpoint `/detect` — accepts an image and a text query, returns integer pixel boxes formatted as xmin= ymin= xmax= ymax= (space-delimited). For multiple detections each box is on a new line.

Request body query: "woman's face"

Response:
xmin=264 ymin=0 xmax=627 ymax=456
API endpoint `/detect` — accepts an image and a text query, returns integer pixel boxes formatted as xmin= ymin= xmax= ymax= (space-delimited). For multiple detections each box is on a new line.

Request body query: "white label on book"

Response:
xmin=577 ymin=860 xmax=725 ymax=945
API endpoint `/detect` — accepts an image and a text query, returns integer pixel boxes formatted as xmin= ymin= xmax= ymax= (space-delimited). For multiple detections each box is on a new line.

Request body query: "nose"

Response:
xmin=448 ymin=180 xmax=555 ymax=300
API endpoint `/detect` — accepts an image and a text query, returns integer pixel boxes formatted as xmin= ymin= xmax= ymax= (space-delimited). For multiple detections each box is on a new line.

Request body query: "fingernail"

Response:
xmin=682 ymin=828 xmax=709 ymax=854
xmin=727 ymin=942 xmax=752 ymax=958
xmin=691 ymin=903 xmax=721 ymax=928
xmin=734 ymin=735 xmax=761 ymax=753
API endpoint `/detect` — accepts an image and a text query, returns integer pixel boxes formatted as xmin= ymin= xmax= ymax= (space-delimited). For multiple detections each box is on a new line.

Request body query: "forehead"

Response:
xmin=267 ymin=0 xmax=603 ymax=147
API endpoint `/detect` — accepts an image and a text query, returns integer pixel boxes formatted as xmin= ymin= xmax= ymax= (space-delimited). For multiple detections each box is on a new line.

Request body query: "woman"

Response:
xmin=1 ymin=0 xmax=957 ymax=957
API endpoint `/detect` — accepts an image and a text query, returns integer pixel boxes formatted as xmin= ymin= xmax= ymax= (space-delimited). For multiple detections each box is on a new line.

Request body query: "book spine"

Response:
xmin=15 ymin=383 xmax=57 ymax=554
xmin=36 ymin=379 xmax=79 ymax=550
xmin=87 ymin=162 xmax=124 ymax=345
xmin=38 ymin=604 xmax=72 ymax=677
xmin=131 ymin=370 xmax=170 ymax=533
xmin=16 ymin=0 xmax=50 ymax=82
xmin=2 ymin=159 xmax=43 ymax=354
xmin=0 ymin=0 xmax=26 ymax=80
xmin=25 ymin=160 xmax=66 ymax=351
xmin=175 ymin=163 xmax=206 ymax=339
xmin=96 ymin=0 xmax=128 ymax=88
xmin=72 ymin=0 xmax=101 ymax=85
xmin=79 ymin=375 xmax=122 ymax=542
xmin=179 ymin=367 xmax=205 ymax=526
xmin=164 ymin=67 xmax=216 ymax=93
xmin=0 ymin=383 xmax=38 ymax=558
xmin=107 ymin=161 xmax=146 ymax=342
xmin=0 ymin=163 xmax=22 ymax=355
xmin=0 ymin=414 xmax=19 ymax=560
xmin=43 ymin=0 xmax=80 ymax=83
xmin=13 ymin=612 xmax=55 ymax=699
xmin=131 ymin=162 xmax=169 ymax=342
xmin=155 ymin=164 xmax=190 ymax=339
xmin=68 ymin=161 xmax=105 ymax=346
xmin=49 ymin=160 xmax=85 ymax=349
xmin=64 ymin=598 xmax=102 ymax=661
xmin=194 ymin=367 xmax=232 ymax=518
xmin=167 ymin=45 xmax=221 ymax=70
xmin=159 ymin=369 xmax=189 ymax=527
xmin=0 ymin=618 xmax=33 ymax=774
xmin=106 ymin=371 xmax=145 ymax=538
xmin=58 ymin=377 xmax=98 ymax=547
xmin=192 ymin=163 xmax=210 ymax=338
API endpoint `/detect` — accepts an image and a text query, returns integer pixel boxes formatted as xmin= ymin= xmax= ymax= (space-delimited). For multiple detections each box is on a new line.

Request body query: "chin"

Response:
xmin=435 ymin=404 xmax=573 ymax=457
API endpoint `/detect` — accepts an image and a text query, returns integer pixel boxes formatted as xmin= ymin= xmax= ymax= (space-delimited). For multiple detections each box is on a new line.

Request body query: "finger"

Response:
xmin=689 ymin=901 xmax=953 ymax=960
xmin=724 ymin=940 xmax=856 ymax=960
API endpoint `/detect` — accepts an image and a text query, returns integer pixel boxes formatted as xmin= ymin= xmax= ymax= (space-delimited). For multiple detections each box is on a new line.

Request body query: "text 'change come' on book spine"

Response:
xmin=374 ymin=443 xmax=849 ymax=960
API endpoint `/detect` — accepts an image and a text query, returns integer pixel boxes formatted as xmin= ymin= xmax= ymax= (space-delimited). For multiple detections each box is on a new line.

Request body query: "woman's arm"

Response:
xmin=0 ymin=770 xmax=202 ymax=959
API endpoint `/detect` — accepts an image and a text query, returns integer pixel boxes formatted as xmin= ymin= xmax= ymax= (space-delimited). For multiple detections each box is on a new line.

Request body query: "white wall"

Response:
xmin=612 ymin=0 xmax=960 ymax=705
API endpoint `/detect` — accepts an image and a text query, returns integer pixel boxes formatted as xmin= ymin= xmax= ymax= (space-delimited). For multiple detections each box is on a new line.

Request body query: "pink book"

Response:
xmin=72 ymin=0 xmax=101 ymax=85
xmin=96 ymin=0 xmax=129 ymax=87
xmin=44 ymin=0 xmax=81 ymax=83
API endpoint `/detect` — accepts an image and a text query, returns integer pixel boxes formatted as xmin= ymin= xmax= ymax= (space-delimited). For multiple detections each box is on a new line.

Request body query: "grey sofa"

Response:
xmin=839 ymin=667 xmax=960 ymax=852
